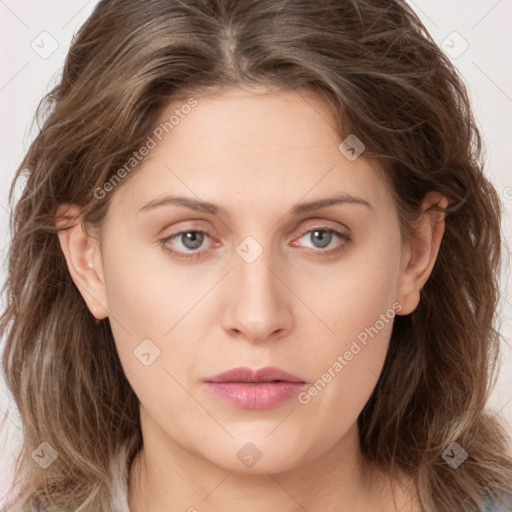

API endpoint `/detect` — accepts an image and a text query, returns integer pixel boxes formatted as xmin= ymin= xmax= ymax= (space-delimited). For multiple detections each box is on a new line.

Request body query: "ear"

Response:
xmin=55 ymin=203 xmax=109 ymax=322
xmin=396 ymin=192 xmax=448 ymax=315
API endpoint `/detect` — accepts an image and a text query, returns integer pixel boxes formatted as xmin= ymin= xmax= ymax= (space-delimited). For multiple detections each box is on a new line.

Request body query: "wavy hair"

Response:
xmin=1 ymin=0 xmax=511 ymax=510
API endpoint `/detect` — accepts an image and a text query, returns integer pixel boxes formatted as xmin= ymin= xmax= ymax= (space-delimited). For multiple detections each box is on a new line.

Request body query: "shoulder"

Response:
xmin=487 ymin=504 xmax=508 ymax=512
xmin=483 ymin=495 xmax=511 ymax=512
xmin=488 ymin=503 xmax=510 ymax=511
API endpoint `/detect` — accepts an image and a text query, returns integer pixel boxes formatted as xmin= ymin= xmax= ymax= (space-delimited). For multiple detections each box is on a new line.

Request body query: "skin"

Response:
xmin=56 ymin=86 xmax=447 ymax=511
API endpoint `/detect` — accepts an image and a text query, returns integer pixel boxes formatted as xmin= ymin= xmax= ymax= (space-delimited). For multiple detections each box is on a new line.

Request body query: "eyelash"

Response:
xmin=159 ymin=227 xmax=352 ymax=260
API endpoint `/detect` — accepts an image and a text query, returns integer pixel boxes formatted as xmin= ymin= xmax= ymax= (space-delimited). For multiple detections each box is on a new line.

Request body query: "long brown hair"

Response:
xmin=1 ymin=0 xmax=511 ymax=510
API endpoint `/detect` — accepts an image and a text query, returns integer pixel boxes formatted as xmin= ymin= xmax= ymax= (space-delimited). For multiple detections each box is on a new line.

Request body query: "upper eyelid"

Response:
xmin=163 ymin=222 xmax=349 ymax=241
xmin=297 ymin=223 xmax=350 ymax=237
xmin=162 ymin=216 xmax=350 ymax=236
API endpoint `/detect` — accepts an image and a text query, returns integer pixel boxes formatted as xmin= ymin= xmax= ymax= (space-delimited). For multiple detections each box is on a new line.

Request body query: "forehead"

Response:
xmin=166 ymin=86 xmax=340 ymax=149
xmin=108 ymin=87 xmax=393 ymax=219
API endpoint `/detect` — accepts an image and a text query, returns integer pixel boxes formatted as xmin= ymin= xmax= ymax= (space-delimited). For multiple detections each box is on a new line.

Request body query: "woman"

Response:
xmin=1 ymin=0 xmax=511 ymax=510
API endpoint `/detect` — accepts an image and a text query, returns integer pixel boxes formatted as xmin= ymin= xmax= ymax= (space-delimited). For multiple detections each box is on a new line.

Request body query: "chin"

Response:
xmin=196 ymin=435 xmax=315 ymax=476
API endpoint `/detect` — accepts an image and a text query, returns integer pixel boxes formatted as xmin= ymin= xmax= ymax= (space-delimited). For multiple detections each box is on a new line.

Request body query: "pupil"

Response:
xmin=183 ymin=232 xmax=203 ymax=249
xmin=312 ymin=230 xmax=331 ymax=248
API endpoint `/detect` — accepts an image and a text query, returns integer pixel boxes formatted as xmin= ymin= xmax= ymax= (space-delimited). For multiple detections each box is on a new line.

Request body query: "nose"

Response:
xmin=222 ymin=243 xmax=294 ymax=344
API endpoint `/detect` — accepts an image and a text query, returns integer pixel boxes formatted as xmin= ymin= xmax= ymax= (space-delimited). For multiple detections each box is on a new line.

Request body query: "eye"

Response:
xmin=160 ymin=226 xmax=352 ymax=260
xmin=160 ymin=230 xmax=212 ymax=260
xmin=293 ymin=227 xmax=351 ymax=255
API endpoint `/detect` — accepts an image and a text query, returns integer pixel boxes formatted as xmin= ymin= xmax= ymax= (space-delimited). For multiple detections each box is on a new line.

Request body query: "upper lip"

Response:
xmin=205 ymin=366 xmax=306 ymax=383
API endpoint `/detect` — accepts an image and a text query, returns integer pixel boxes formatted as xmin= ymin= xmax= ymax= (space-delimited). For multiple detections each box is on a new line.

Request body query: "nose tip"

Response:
xmin=221 ymin=252 xmax=293 ymax=344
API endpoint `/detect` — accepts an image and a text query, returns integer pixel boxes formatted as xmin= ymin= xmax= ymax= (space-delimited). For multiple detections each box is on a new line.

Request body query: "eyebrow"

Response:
xmin=137 ymin=193 xmax=372 ymax=217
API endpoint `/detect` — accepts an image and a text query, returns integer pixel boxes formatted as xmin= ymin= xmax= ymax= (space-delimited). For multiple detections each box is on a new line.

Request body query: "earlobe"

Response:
xmin=55 ymin=203 xmax=109 ymax=321
xmin=396 ymin=192 xmax=448 ymax=315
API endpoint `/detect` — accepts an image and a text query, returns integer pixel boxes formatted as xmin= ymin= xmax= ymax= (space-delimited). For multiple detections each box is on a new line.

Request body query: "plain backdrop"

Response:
xmin=1 ymin=0 xmax=511 ymax=503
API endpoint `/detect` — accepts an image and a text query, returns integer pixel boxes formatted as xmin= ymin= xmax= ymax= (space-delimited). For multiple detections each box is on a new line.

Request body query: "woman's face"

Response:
xmin=86 ymin=87 xmax=421 ymax=474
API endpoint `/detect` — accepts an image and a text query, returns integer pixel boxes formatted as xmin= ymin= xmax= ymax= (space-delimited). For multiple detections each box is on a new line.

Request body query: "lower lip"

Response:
xmin=203 ymin=381 xmax=306 ymax=409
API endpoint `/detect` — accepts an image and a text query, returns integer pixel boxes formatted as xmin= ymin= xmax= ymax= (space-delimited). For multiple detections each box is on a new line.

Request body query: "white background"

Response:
xmin=1 ymin=0 xmax=511 ymax=503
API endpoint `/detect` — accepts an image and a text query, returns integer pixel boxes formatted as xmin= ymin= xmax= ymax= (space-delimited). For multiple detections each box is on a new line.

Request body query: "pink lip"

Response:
xmin=203 ymin=366 xmax=307 ymax=410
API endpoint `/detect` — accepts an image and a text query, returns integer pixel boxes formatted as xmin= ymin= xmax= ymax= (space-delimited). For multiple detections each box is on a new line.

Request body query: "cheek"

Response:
xmin=102 ymin=233 xmax=206 ymax=337
xmin=100 ymin=238 xmax=178 ymax=374
xmin=312 ymin=226 xmax=402 ymax=344
xmin=295 ymin=294 xmax=395 ymax=455
xmin=294 ymin=229 xmax=401 ymax=435
xmin=100 ymin=235 xmax=215 ymax=408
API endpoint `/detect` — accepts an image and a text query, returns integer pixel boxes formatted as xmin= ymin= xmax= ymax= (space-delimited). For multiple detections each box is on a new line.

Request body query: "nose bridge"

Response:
xmin=222 ymin=233 xmax=292 ymax=342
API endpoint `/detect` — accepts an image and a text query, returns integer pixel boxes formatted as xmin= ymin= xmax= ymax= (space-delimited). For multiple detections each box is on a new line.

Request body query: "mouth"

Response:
xmin=203 ymin=366 xmax=307 ymax=410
